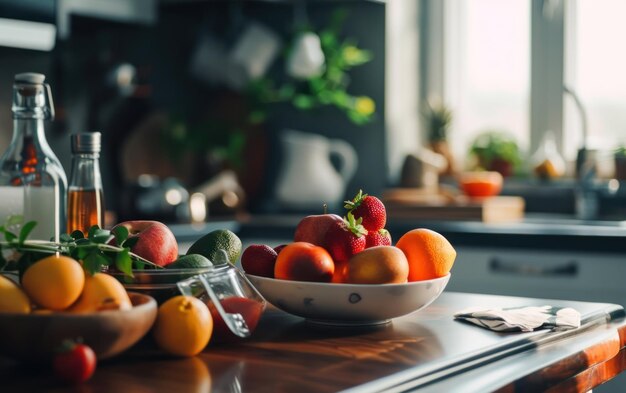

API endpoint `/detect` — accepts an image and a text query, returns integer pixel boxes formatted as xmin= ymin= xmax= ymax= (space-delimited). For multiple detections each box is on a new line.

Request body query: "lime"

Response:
xmin=166 ymin=254 xmax=213 ymax=269
xmin=186 ymin=229 xmax=242 ymax=265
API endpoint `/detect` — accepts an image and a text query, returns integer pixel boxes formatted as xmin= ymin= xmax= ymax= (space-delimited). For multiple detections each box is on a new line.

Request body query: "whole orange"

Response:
xmin=69 ymin=273 xmax=132 ymax=313
xmin=22 ymin=255 xmax=85 ymax=310
xmin=396 ymin=229 xmax=456 ymax=281
xmin=153 ymin=295 xmax=213 ymax=357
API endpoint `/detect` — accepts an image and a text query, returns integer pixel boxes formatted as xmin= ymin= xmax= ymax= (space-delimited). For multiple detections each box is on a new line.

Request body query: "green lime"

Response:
xmin=186 ymin=229 xmax=242 ymax=265
xmin=166 ymin=254 xmax=213 ymax=269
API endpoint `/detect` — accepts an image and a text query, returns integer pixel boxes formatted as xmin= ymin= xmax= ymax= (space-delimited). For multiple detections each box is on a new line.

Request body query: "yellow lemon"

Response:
xmin=69 ymin=273 xmax=132 ymax=313
xmin=0 ymin=275 xmax=31 ymax=313
xmin=22 ymin=255 xmax=84 ymax=310
xmin=153 ymin=296 xmax=213 ymax=357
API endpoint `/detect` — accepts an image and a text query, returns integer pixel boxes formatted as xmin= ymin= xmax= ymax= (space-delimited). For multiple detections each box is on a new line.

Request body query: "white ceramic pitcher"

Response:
xmin=275 ymin=130 xmax=357 ymax=210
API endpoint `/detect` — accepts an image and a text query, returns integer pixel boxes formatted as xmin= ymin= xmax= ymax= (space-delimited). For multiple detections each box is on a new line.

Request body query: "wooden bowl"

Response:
xmin=0 ymin=292 xmax=157 ymax=363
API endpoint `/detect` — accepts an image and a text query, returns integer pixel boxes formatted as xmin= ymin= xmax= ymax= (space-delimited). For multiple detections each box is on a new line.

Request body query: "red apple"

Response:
xmin=294 ymin=214 xmax=343 ymax=249
xmin=111 ymin=221 xmax=178 ymax=267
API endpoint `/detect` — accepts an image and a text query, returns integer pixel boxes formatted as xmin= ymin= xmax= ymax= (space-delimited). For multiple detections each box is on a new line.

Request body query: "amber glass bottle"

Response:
xmin=67 ymin=132 xmax=104 ymax=235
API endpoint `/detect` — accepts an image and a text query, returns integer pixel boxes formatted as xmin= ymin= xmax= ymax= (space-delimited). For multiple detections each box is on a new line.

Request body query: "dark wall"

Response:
xmin=0 ymin=1 xmax=386 ymax=216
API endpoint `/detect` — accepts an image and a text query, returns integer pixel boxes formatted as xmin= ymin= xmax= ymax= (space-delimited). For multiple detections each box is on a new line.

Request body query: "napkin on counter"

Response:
xmin=454 ymin=305 xmax=581 ymax=332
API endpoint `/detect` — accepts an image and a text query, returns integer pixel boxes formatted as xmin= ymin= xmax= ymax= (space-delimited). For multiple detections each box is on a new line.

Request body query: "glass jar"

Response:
xmin=177 ymin=264 xmax=266 ymax=340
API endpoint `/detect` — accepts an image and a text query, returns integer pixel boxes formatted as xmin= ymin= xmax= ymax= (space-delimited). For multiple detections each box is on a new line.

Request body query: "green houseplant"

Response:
xmin=469 ymin=131 xmax=523 ymax=177
xmin=422 ymin=102 xmax=454 ymax=175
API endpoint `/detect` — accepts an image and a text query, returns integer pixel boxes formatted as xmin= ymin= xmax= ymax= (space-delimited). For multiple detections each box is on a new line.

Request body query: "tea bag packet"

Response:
xmin=454 ymin=305 xmax=581 ymax=332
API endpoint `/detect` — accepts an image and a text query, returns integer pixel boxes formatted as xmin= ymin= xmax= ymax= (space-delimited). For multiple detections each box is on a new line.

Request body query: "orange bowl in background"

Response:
xmin=459 ymin=171 xmax=503 ymax=198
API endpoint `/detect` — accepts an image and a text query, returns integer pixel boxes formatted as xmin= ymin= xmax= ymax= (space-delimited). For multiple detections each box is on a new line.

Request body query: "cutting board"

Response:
xmin=382 ymin=188 xmax=525 ymax=223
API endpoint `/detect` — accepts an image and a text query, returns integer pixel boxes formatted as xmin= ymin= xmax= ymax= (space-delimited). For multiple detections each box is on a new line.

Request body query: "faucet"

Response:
xmin=564 ymin=85 xmax=598 ymax=220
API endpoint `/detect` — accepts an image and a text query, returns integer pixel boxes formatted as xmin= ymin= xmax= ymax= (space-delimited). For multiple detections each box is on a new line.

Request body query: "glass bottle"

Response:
xmin=67 ymin=132 xmax=104 ymax=235
xmin=0 ymin=73 xmax=67 ymax=241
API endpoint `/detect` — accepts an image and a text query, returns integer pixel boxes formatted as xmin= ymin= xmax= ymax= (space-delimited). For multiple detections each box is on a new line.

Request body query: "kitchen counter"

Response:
xmin=191 ymin=214 xmax=626 ymax=253
xmin=2 ymin=292 xmax=625 ymax=392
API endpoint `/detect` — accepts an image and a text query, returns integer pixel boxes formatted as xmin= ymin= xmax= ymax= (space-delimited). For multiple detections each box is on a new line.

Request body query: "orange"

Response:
xmin=69 ymin=273 xmax=132 ymax=313
xmin=21 ymin=255 xmax=85 ymax=310
xmin=396 ymin=229 xmax=456 ymax=281
xmin=347 ymin=246 xmax=409 ymax=284
xmin=153 ymin=295 xmax=213 ymax=357
xmin=0 ymin=275 xmax=31 ymax=313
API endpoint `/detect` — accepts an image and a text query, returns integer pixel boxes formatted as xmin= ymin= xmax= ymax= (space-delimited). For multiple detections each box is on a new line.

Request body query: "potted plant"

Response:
xmin=422 ymin=102 xmax=455 ymax=176
xmin=469 ymin=131 xmax=523 ymax=177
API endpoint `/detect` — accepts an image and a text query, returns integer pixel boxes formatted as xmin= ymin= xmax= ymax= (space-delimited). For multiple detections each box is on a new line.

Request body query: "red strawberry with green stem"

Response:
xmin=344 ymin=189 xmax=387 ymax=231
xmin=365 ymin=228 xmax=392 ymax=248
xmin=324 ymin=212 xmax=367 ymax=262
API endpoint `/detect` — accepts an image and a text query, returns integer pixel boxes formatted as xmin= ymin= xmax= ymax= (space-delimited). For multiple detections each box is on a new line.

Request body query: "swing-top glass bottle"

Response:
xmin=0 ymin=73 xmax=67 ymax=240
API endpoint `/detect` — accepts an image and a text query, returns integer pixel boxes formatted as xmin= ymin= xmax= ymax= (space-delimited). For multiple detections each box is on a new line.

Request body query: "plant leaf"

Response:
xmin=112 ymin=226 xmax=129 ymax=245
xmin=18 ymin=221 xmax=37 ymax=246
xmin=90 ymin=228 xmax=113 ymax=244
xmin=123 ymin=237 xmax=138 ymax=249
xmin=4 ymin=231 xmax=16 ymax=243
xmin=115 ymin=248 xmax=133 ymax=277
xmin=83 ymin=252 xmax=109 ymax=275
xmin=70 ymin=230 xmax=85 ymax=240
xmin=60 ymin=233 xmax=74 ymax=243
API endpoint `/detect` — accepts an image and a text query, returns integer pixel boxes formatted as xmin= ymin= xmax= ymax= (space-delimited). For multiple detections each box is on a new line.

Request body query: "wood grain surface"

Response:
xmin=0 ymin=292 xmax=624 ymax=393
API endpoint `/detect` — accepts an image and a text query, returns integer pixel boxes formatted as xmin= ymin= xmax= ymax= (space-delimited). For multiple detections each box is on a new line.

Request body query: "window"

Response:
xmin=425 ymin=0 xmax=626 ymax=174
xmin=563 ymin=0 xmax=626 ymax=159
xmin=444 ymin=0 xmax=530 ymax=162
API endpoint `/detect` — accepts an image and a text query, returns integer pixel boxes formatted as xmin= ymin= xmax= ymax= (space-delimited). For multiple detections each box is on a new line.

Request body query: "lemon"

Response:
xmin=186 ymin=230 xmax=242 ymax=265
xmin=22 ymin=255 xmax=85 ymax=310
xmin=0 ymin=275 xmax=31 ymax=313
xmin=153 ymin=295 xmax=213 ymax=357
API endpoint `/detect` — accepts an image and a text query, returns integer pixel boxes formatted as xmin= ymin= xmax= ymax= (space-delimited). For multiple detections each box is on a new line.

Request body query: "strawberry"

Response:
xmin=365 ymin=228 xmax=392 ymax=248
xmin=344 ymin=189 xmax=386 ymax=231
xmin=323 ymin=212 xmax=367 ymax=263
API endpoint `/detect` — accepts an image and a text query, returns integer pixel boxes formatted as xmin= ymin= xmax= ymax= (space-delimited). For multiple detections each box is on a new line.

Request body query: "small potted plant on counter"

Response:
xmin=469 ymin=131 xmax=523 ymax=177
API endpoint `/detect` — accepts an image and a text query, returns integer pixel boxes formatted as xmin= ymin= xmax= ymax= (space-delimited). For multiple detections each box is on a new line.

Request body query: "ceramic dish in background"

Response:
xmin=0 ymin=292 xmax=157 ymax=363
xmin=246 ymin=273 xmax=450 ymax=326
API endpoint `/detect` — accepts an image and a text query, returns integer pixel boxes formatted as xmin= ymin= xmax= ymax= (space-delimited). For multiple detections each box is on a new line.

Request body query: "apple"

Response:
xmin=293 ymin=214 xmax=343 ymax=249
xmin=111 ymin=220 xmax=178 ymax=267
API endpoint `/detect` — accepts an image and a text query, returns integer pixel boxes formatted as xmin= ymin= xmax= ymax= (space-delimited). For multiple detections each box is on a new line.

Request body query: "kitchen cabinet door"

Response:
xmin=448 ymin=246 xmax=626 ymax=307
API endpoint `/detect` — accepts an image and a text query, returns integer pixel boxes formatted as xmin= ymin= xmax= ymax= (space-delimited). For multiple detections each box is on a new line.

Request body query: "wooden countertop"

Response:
xmin=1 ymin=292 xmax=625 ymax=392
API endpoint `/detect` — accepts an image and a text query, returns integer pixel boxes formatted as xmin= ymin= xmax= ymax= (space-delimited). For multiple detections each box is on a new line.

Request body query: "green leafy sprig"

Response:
xmin=0 ymin=216 xmax=161 ymax=277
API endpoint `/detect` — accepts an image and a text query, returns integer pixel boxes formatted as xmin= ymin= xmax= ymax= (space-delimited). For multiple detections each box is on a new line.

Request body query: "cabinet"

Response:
xmin=448 ymin=246 xmax=626 ymax=307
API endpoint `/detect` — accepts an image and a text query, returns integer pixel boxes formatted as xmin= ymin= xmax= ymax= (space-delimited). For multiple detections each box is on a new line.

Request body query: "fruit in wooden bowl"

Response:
xmin=0 ymin=291 xmax=157 ymax=363
xmin=458 ymin=171 xmax=503 ymax=198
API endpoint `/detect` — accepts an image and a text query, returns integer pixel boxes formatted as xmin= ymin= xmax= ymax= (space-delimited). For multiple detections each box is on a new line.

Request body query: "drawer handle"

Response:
xmin=489 ymin=258 xmax=578 ymax=277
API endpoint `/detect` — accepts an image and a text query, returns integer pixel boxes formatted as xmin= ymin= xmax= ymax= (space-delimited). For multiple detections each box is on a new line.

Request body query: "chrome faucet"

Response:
xmin=564 ymin=85 xmax=598 ymax=220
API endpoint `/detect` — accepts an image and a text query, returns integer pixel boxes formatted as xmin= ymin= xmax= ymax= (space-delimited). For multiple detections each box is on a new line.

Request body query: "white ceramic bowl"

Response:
xmin=246 ymin=273 xmax=450 ymax=325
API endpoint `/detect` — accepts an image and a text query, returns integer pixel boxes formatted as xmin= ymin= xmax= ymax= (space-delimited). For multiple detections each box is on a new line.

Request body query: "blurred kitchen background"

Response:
xmin=1 ymin=0 xmax=626 ymax=223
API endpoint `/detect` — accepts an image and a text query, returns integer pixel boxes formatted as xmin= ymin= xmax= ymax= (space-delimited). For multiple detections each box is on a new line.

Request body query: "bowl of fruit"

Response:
xmin=0 ymin=257 xmax=157 ymax=363
xmin=242 ymin=190 xmax=456 ymax=325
